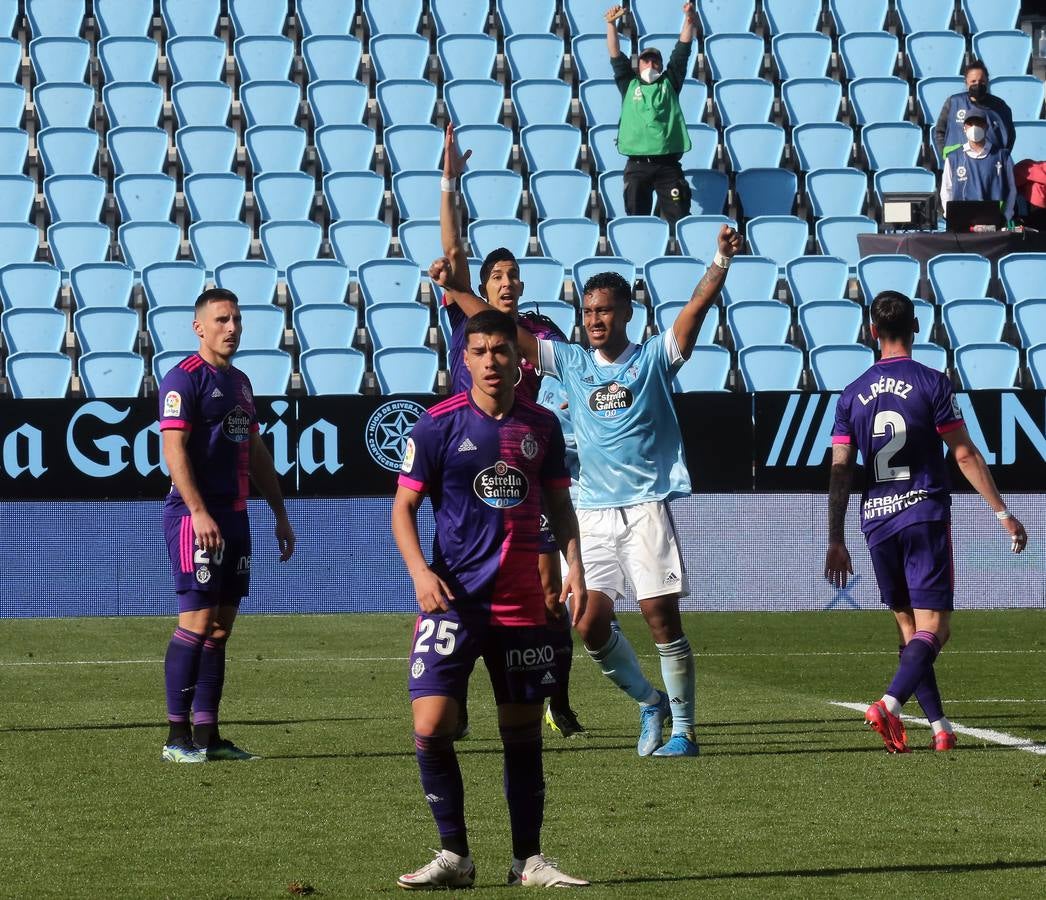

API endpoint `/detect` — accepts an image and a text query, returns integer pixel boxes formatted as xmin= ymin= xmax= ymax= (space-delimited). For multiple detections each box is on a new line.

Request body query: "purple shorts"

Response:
xmin=162 ymin=506 xmax=251 ymax=605
xmin=407 ymin=607 xmax=557 ymax=705
xmin=868 ymin=519 xmax=954 ymax=611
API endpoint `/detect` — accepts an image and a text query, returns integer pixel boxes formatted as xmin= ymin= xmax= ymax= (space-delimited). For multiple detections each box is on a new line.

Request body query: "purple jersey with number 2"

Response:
xmin=832 ymin=356 xmax=964 ymax=547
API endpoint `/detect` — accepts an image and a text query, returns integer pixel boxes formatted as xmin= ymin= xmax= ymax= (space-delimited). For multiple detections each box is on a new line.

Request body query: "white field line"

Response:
xmin=829 ymin=701 xmax=1046 ymax=756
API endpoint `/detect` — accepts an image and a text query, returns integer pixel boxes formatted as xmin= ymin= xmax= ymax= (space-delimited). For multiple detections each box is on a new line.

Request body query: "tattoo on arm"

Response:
xmin=688 ymin=264 xmax=727 ymax=311
xmin=827 ymin=445 xmax=855 ymax=543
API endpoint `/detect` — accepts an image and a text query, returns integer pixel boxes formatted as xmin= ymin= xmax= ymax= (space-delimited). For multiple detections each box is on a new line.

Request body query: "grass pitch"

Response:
xmin=1 ymin=610 xmax=1044 ymax=898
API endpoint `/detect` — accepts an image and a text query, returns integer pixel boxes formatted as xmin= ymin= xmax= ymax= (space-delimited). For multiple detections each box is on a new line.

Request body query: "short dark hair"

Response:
xmin=478 ymin=248 xmax=518 ymax=291
xmin=194 ymin=287 xmax=239 ymax=315
xmin=963 ymin=59 xmax=989 ymax=79
xmin=464 ymin=308 xmax=517 ymax=345
xmin=870 ymin=291 xmax=917 ymax=342
xmin=582 ymin=271 xmax=632 ymax=306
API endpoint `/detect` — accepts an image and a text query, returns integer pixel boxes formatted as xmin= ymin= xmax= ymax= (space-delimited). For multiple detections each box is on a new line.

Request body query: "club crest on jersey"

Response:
xmin=241 ymin=382 xmax=253 ymax=404
xmin=520 ymin=432 xmax=538 ymax=460
xmin=195 ymin=566 xmax=211 ymax=584
xmin=474 ymin=460 xmax=528 ymax=508
xmin=163 ymin=391 xmax=182 ymax=418
xmin=589 ymin=382 xmax=634 ymax=418
xmin=411 ymin=657 xmax=425 ymax=678
xmin=222 ymin=405 xmax=252 ymax=442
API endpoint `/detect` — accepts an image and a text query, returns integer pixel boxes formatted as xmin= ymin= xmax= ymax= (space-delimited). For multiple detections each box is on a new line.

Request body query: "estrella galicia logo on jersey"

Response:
xmin=474 ymin=460 xmax=528 ymax=508
xmin=589 ymin=382 xmax=634 ymax=418
xmin=366 ymin=400 xmax=426 ymax=471
xmin=222 ymin=405 xmax=252 ymax=442
xmin=520 ymin=432 xmax=538 ymax=460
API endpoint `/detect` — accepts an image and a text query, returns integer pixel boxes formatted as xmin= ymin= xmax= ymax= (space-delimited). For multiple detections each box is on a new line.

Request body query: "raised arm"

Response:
xmin=824 ymin=442 xmax=856 ymax=587
xmin=440 ymin=124 xmax=472 ymax=292
xmin=679 ymin=2 xmax=696 ymax=43
xmin=672 ymin=224 xmax=742 ymax=358
xmin=604 ymin=5 xmax=625 ymax=58
xmin=248 ymin=431 xmax=295 ymax=561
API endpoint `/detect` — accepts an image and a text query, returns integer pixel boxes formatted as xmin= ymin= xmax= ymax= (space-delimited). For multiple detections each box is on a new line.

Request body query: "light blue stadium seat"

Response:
xmin=1012 ymin=121 xmax=1046 ymax=165
xmin=235 ymin=35 xmax=295 ymax=82
xmin=799 ymin=300 xmax=863 ymax=347
xmin=27 ymin=0 xmax=84 ymax=37
xmin=513 ymin=79 xmax=572 ymax=128
xmin=806 ymin=168 xmax=868 ymax=218
xmin=746 ymin=216 xmax=809 ymax=272
xmin=70 ymin=262 xmax=134 ymax=309
xmin=366 ymin=303 xmax=431 ymax=351
xmin=392 ymin=171 xmax=442 ymax=220
xmin=505 ymin=34 xmax=562 ymax=80
xmin=184 ymin=173 xmax=245 ymax=222
xmin=358 ymin=259 xmax=422 ymax=308
xmin=324 ymin=172 xmax=387 ymax=221
xmin=0 ymin=263 xmax=61 ymax=309
xmin=598 ymin=170 xmax=628 ymax=219
xmin=953 ymin=342 xmax=1019 ymax=389
xmin=48 ymin=222 xmax=109 ymax=274
xmin=0 ymin=39 xmax=20 ymax=81
xmin=815 ymin=216 xmax=877 ymax=271
xmin=167 ymin=35 xmax=225 ymax=82
xmin=370 ymin=34 xmax=429 ymax=81
xmin=462 ymin=171 xmax=522 ymax=219
xmin=728 ymin=300 xmax=791 ymax=349
xmin=991 ymin=77 xmax=1045 ymax=122
xmin=521 ymin=125 xmax=581 ymax=172
xmin=563 ymin=0 xmax=613 ymax=36
xmin=624 ymin=300 xmax=648 ymax=344
xmin=300 ymin=347 xmax=366 ymax=394
xmin=772 ymin=33 xmax=831 ymax=80
xmin=142 ymin=262 xmax=205 ymax=308
xmin=396 ymin=220 xmax=444 ymax=271
xmin=215 ymin=260 xmax=278 ymax=306
xmin=697 ymin=0 xmax=754 ymax=33
xmin=0 ymin=82 xmax=23 ymax=127
xmin=654 ymin=301 xmax=718 ymax=346
xmin=571 ymin=33 xmax=631 ymax=81
xmin=791 ymin=123 xmax=853 ymax=172
xmin=161 ymin=0 xmax=219 ymax=37
xmin=255 ymin=172 xmax=315 ymax=222
xmin=607 ymin=216 xmax=670 ymax=275
xmin=497 ymin=0 xmax=555 ymax=36
xmin=315 ymin=124 xmax=375 ymax=173
xmin=1 ymin=307 xmax=65 ymax=352
xmin=714 ymin=78 xmax=774 ymax=127
xmin=705 ymin=33 xmax=764 ymax=82
xmin=679 ymin=124 xmax=718 ymax=171
xmin=910 ymin=299 xmax=936 ymax=344
xmin=246 ymin=125 xmax=308 ymax=174
xmin=297 ymin=0 xmax=356 ymax=36
xmin=829 ymin=0 xmax=887 ymax=34
xmin=236 ymin=305 xmax=285 ymax=350
xmin=916 ymin=76 xmax=964 ymax=127
xmin=738 ymin=345 xmax=804 ymax=391
xmin=857 ymin=254 xmax=921 ymax=304
xmin=906 ymin=32 xmax=965 ymax=80
xmin=468 ymin=218 xmax=529 ymax=260
xmin=578 ymin=78 xmax=622 ymax=128
xmin=724 ymin=123 xmax=784 ymax=171
xmin=763 ymin=0 xmax=821 ymax=35
xmin=109 ymin=127 xmax=167 ymax=176
xmin=0 ymin=128 xmax=28 ymax=174
xmin=287 ymin=259 xmax=352 ymax=307
xmin=587 ymin=124 xmax=625 ymax=173
xmin=849 ymin=77 xmax=909 ymax=125
xmin=301 ymin=35 xmax=362 ymax=82
xmin=942 ymin=298 xmax=1006 ymax=346
xmin=240 ymin=80 xmax=300 ymax=128
xmin=152 ymin=349 xmax=192 ymax=381
xmin=30 ymin=37 xmax=90 ymax=83
xmin=896 ymin=0 xmax=953 ymax=33
xmin=44 ymin=174 xmax=105 ymax=223
xmin=839 ymin=32 xmax=898 ymax=80
xmin=147 ymin=305 xmax=196 ymax=353
xmin=972 ymin=30 xmax=1031 ymax=77
xmin=646 ymin=257 xmax=706 ymax=306
xmin=293 ymin=303 xmax=357 ymax=350
xmin=537 ymin=218 xmax=600 ymax=272
xmin=34 ymin=82 xmax=94 ymax=129
xmin=676 ymin=215 xmax=737 ymax=262
xmin=114 ymin=174 xmax=175 ymax=223
xmin=928 ymin=253 xmax=991 ymax=303
xmin=95 ymin=0 xmax=152 ymax=38
xmin=786 ymin=256 xmax=850 ymax=306
xmin=118 ymin=222 xmax=180 ymax=274
xmin=810 ymin=344 xmax=875 ymax=389
xmin=1028 ymin=343 xmax=1046 ymax=387
xmin=571 ymin=258 xmax=636 ymax=299
xmin=0 ymin=225 xmax=37 ymax=272
xmin=231 ymin=0 xmax=286 ymax=37
xmin=517 ymin=301 xmax=576 ymax=339
xmin=78 ymin=351 xmax=145 ymax=397
xmin=172 ymin=81 xmax=233 ymax=128
xmin=329 ymin=221 xmax=392 ymax=277
xmin=630 ymin=0 xmax=685 ymax=34
xmin=0 ymin=175 xmax=36 ymax=223
xmin=530 ymin=170 xmax=590 ymax=219
xmin=861 ymin=122 xmax=922 ymax=171
xmin=678 ymin=80 xmax=709 ymax=126
xmin=376 ymin=79 xmax=436 ymax=127
xmin=375 ymin=346 xmax=439 ymax=394
xmin=438 ymin=34 xmax=496 ymax=81
xmin=962 ymin=0 xmax=1019 ymax=32
xmin=103 ymin=81 xmax=163 ymax=128
xmin=188 ymin=221 xmax=251 ymax=274
xmin=362 ymin=0 xmax=423 ymax=36
xmin=6 ymin=351 xmax=72 ymax=397
xmin=98 ymin=36 xmax=158 ymax=82
xmin=672 ymin=346 xmax=731 ymax=392
xmin=231 ymin=349 xmax=292 ymax=395
xmin=444 ymin=78 xmax=504 ymax=128
xmin=453 ymin=124 xmax=514 ymax=170
xmin=736 ymin=169 xmax=797 ymax=219
xmin=517 ymin=258 xmax=565 ymax=303
xmin=721 ymin=256 xmax=779 ymax=305
xmin=999 ymin=253 xmax=1046 ymax=304
xmin=73 ymin=306 xmax=138 ymax=353
xmin=175 ymin=126 xmax=237 ymax=175
xmin=781 ymin=78 xmax=842 ymax=126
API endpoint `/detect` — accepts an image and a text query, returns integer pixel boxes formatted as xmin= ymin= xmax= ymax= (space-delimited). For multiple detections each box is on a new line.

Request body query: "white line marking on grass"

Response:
xmin=829 ymin=701 xmax=1046 ymax=756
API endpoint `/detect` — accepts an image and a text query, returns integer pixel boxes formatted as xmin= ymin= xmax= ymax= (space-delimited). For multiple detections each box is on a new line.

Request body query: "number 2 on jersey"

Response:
xmin=414 ymin=619 xmax=459 ymax=656
xmin=872 ymin=410 xmax=911 ymax=483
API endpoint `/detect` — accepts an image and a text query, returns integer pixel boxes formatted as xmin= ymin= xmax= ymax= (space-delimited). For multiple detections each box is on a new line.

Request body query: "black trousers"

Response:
xmin=622 ymin=155 xmax=691 ymax=226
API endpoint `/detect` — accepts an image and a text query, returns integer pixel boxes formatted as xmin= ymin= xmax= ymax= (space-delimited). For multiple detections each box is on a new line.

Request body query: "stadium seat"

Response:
xmin=672 ymin=346 xmax=732 ymax=393
xmin=829 ymin=0 xmax=888 ymax=34
xmin=235 ymin=35 xmax=295 ymax=82
xmin=736 ymin=169 xmax=798 ymax=219
xmin=5 ymin=351 xmax=72 ymax=398
xmin=896 ymin=0 xmax=953 ymax=33
xmin=236 ymin=305 xmax=285 ymax=350
xmin=366 ymin=303 xmax=431 ymax=351
xmin=721 ymin=256 xmax=779 ymax=305
xmin=396 ymin=220 xmax=444 ymax=271
xmin=453 ymin=124 xmax=514 ymax=170
xmin=299 ymin=347 xmax=366 ymax=395
xmin=152 ymin=349 xmax=190 ymax=381
xmin=167 ymin=35 xmax=225 ymax=82
xmin=370 ymin=34 xmax=429 ymax=82
xmin=362 ymin=0 xmax=423 ymax=36
xmin=231 ymin=349 xmax=292 ymax=395
xmin=746 ymin=216 xmax=809 ymax=272
xmin=444 ymin=79 xmax=504 ymax=128
xmin=0 ymin=83 xmax=23 ymax=127
xmin=462 ymin=171 xmax=522 ymax=220
xmin=763 ymin=0 xmax=821 ymax=35
xmin=624 ymin=301 xmax=649 ymax=344
xmin=806 ymin=168 xmax=868 ymax=218
xmin=0 ymin=263 xmax=61 ymax=309
xmin=587 ymin=124 xmax=625 ymax=173
xmin=578 ymin=79 xmax=622 ymax=128
xmin=679 ymin=124 xmax=718 ymax=171
xmin=374 ymin=346 xmax=439 ymax=394
xmin=991 ymin=77 xmax=1045 ymax=122
xmin=0 ymin=227 xmax=39 ymax=274
xmin=293 ymin=303 xmax=357 ymax=350
xmin=329 ymin=221 xmax=390 ymax=279
xmin=26 ymin=0 xmax=84 ymax=37
xmin=972 ymin=31 xmax=1031 ymax=78
xmin=738 ymin=345 xmax=804 ymax=391
xmin=42 ymin=174 xmax=104 ymax=223
xmin=781 ymin=78 xmax=843 ymax=126
xmin=798 ymin=300 xmax=863 ymax=347
xmin=1 ymin=307 xmax=66 ymax=353
xmin=597 ymin=171 xmax=628 ymax=220
xmin=358 ymin=259 xmax=422 ymax=308
xmin=839 ymin=32 xmax=898 ymax=80
xmin=953 ymin=342 xmax=1020 ymax=389
xmin=724 ymin=124 xmax=785 ymax=171
xmin=0 ymin=176 xmax=36 ymax=223
xmin=786 ymin=256 xmax=850 ymax=306
xmin=677 ymin=215 xmax=737 ymax=263
xmin=646 ymin=257 xmax=707 ymax=306
xmin=705 ymin=33 xmax=764 ymax=82
xmin=70 ymin=262 xmax=134 ymax=309
xmin=942 ymin=298 xmax=1006 ymax=346
xmin=713 ymin=79 xmax=774 ymax=127
xmin=537 ymin=218 xmax=600 ymax=272
xmin=516 ymin=301 xmax=576 ymax=339
xmin=906 ymin=32 xmax=965 ymax=80
xmin=678 ymin=81 xmax=709 ymax=126
xmin=607 ymin=216 xmax=670 ymax=275
xmin=183 ymin=173 xmax=245 ymax=222
xmin=529 ymin=170 xmax=591 ymax=219
xmin=928 ymin=253 xmax=991 ymax=304
xmin=392 ymin=172 xmax=442 ymax=221
xmin=848 ymin=77 xmax=909 ymax=125
xmin=654 ymin=302 xmax=718 ymax=347
xmin=301 ymin=35 xmax=362 ymax=82
xmin=497 ymin=0 xmax=555 ymax=36
xmin=73 ymin=306 xmax=139 ymax=353
xmin=30 ymin=37 xmax=90 ymax=83
xmin=109 ymin=127 xmax=167 ymax=176
xmin=517 ymin=258 xmax=566 ymax=303
xmin=962 ymin=0 xmax=1020 ymax=32
xmin=97 ymin=36 xmax=157 ymax=82
xmin=175 ymin=126 xmax=237 ymax=175
xmin=141 ymin=262 xmax=205 ymax=308
xmin=147 ymin=305 xmax=196 ymax=354
xmin=629 ymin=0 xmax=684 ymax=34
xmin=810 ymin=344 xmax=875 ymax=390
xmin=1029 ymin=342 xmax=1046 ymax=387
xmin=514 ymin=79 xmax=573 ymax=129
xmin=911 ymin=299 xmax=936 ymax=344
xmin=255 ymin=172 xmax=315 ymax=222
xmin=468 ymin=219 xmax=529 ymax=261
xmin=188 ymin=221 xmax=251 ymax=274
xmin=916 ymin=76 xmax=964 ymax=127
xmin=727 ymin=300 xmax=791 ymax=350
xmin=521 ymin=125 xmax=582 ymax=172
xmin=857 ymin=254 xmax=921 ymax=304
xmin=48 ymin=222 xmax=110 ymax=274
xmin=230 ymin=0 xmax=286 ymax=37
xmin=214 ymin=260 xmax=278 ymax=306
xmin=287 ymin=259 xmax=352 ymax=307
xmin=772 ymin=33 xmax=831 ymax=81
xmin=571 ymin=257 xmax=636 ymax=295
xmin=34 ymin=82 xmax=95 ymax=129
xmin=322 ymin=172 xmax=385 ymax=220
xmin=0 ymin=41 xmax=17 ymax=77
xmin=1012 ymin=121 xmax=1046 ymax=165
xmin=102 ymin=82 xmax=163 ymax=129
xmin=791 ymin=123 xmax=853 ymax=172
xmin=861 ymin=122 xmax=922 ymax=171
xmin=505 ymin=34 xmax=562 ymax=81
xmin=315 ymin=124 xmax=375 ymax=173
xmin=563 ymin=0 xmax=613 ymax=36
xmin=438 ymin=34 xmax=496 ymax=81
xmin=376 ymin=79 xmax=436 ymax=127
xmin=118 ymin=222 xmax=180 ymax=274
xmin=0 ymin=128 xmax=28 ymax=175
xmin=113 ymin=174 xmax=175 ymax=223
xmin=171 ymin=81 xmax=233 ymax=128
xmin=78 ymin=351 xmax=145 ymax=398
xmin=240 ymin=80 xmax=300 ymax=128
xmin=161 ymin=0 xmax=219 ymax=37
xmin=95 ymin=0 xmax=152 ymax=38
xmin=246 ymin=126 xmax=308 ymax=175
xmin=999 ymin=253 xmax=1046 ymax=305
xmin=697 ymin=0 xmax=754 ymax=33
xmin=815 ymin=216 xmax=877 ymax=271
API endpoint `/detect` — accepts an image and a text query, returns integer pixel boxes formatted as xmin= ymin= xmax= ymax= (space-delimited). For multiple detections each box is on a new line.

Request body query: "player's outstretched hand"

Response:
xmin=429 ymin=256 xmax=452 ymax=287
xmin=717 ymin=224 xmax=743 ymax=259
xmin=414 ymin=568 xmax=455 ymax=613
xmin=682 ymin=3 xmax=696 ymax=23
xmin=1002 ymin=514 xmax=1028 ymax=554
xmin=604 ymin=5 xmax=626 ymax=25
xmin=191 ymin=510 xmax=223 ymax=556
xmin=275 ymin=514 xmax=295 ymax=561
xmin=561 ymin=561 xmax=588 ymax=627
xmin=824 ymin=541 xmax=853 ymax=589
xmin=443 ymin=123 xmax=472 ymax=180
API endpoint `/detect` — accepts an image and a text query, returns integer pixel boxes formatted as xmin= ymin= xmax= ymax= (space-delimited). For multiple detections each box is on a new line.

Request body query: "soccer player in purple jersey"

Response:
xmin=157 ymin=288 xmax=295 ymax=763
xmin=825 ymin=291 xmax=1027 ymax=753
xmin=392 ymin=309 xmax=590 ymax=889
xmin=436 ymin=122 xmax=587 ymax=740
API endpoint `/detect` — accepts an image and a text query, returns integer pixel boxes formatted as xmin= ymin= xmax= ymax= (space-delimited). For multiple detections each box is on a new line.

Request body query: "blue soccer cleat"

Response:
xmin=205 ymin=738 xmax=260 ymax=761
xmin=637 ymin=690 xmax=671 ymax=756
xmin=161 ymin=738 xmax=207 ymax=763
xmin=652 ymin=732 xmax=700 ymax=757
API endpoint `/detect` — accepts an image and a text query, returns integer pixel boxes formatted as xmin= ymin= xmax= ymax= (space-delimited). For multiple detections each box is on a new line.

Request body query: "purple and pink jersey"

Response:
xmin=399 ymin=391 xmax=570 ymax=626
xmin=832 ymin=356 xmax=964 ymax=547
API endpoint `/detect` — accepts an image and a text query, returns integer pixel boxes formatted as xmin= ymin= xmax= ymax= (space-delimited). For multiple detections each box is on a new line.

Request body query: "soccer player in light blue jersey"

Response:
xmin=434 ymin=224 xmax=743 ymax=757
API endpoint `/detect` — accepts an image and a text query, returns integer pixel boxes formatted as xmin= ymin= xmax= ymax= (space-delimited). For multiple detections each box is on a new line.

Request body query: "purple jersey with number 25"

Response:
xmin=832 ymin=356 xmax=964 ymax=547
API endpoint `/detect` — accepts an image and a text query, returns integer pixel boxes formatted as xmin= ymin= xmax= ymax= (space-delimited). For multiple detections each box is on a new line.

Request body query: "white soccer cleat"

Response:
xmin=507 ymin=854 xmax=590 ymax=888
xmin=397 ymin=850 xmax=475 ymax=890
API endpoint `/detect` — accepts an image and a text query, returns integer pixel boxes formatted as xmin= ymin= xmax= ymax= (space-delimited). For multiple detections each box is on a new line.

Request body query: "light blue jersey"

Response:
xmin=537 ymin=375 xmax=580 ymax=503
xmin=537 ymin=332 xmax=691 ymax=510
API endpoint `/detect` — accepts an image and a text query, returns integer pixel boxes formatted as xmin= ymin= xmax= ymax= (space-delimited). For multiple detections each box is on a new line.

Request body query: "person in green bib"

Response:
xmin=605 ymin=3 xmax=696 ymax=228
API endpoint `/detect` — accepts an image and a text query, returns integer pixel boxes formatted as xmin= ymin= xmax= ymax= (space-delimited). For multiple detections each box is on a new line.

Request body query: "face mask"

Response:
xmin=969 ymin=83 xmax=988 ymax=100
xmin=966 ymin=125 xmax=986 ymax=143
xmin=639 ymin=67 xmax=659 ymax=84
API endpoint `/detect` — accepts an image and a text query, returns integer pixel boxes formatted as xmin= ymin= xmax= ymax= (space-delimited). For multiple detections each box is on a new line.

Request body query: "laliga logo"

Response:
xmin=366 ymin=400 xmax=426 ymax=472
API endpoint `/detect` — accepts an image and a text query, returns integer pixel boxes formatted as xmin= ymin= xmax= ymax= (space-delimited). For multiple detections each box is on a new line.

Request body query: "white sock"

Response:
xmin=881 ymin=694 xmax=902 ymax=716
xmin=442 ymin=850 xmax=470 ymax=866
xmin=587 ymin=630 xmax=660 ymax=706
xmin=931 ymin=717 xmax=952 ymax=735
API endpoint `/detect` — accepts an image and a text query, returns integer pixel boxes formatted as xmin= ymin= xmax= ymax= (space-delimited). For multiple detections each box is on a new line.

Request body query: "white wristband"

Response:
xmin=996 ymin=509 xmax=1012 ymax=520
xmin=440 ymin=177 xmax=457 ymax=193
xmin=713 ymin=253 xmax=731 ymax=269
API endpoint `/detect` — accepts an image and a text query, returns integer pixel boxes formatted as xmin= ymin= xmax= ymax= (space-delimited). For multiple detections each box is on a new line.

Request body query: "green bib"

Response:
xmin=617 ymin=77 xmax=691 ymax=157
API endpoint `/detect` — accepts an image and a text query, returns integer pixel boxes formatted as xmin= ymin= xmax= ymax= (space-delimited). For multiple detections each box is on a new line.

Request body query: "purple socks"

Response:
xmin=415 ymin=732 xmax=469 ymax=857
xmin=887 ymin=631 xmax=942 ymax=708
xmin=500 ymin=721 xmax=544 ymax=861
xmin=164 ymin=627 xmax=205 ymax=736
xmin=899 ymin=643 xmax=945 ymax=723
xmin=192 ymin=635 xmax=228 ymax=747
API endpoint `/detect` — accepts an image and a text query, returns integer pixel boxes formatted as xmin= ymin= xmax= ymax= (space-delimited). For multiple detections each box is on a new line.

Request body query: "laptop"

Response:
xmin=945 ymin=200 xmax=1004 ymax=233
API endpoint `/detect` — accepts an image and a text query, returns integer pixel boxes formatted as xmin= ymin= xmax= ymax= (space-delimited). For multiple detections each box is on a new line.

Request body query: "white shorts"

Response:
xmin=577 ymin=500 xmax=689 ymax=603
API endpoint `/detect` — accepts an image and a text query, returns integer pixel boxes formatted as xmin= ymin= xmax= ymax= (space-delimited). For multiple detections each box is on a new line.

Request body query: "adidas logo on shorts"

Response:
xmin=541 ymin=671 xmax=557 ymax=686
xmin=664 ymin=572 xmax=680 ymax=585
xmin=211 ymin=388 xmax=224 ymax=398
xmin=457 ymin=438 xmax=478 ymax=453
